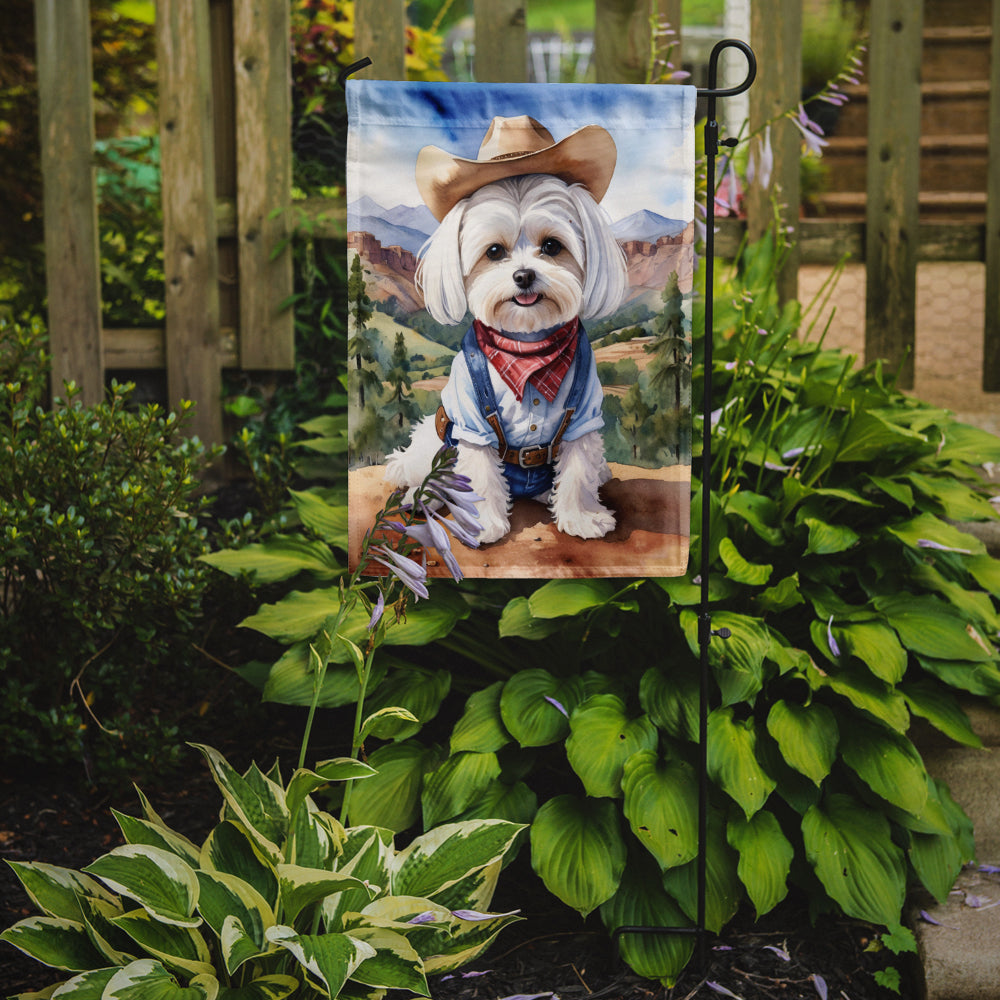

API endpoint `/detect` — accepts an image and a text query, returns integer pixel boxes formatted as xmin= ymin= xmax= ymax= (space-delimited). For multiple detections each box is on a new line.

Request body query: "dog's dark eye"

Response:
xmin=540 ymin=237 xmax=563 ymax=257
xmin=485 ymin=243 xmax=506 ymax=261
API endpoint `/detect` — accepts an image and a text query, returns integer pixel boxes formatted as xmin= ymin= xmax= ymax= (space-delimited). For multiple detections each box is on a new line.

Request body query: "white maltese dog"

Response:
xmin=384 ymin=116 xmax=629 ymax=545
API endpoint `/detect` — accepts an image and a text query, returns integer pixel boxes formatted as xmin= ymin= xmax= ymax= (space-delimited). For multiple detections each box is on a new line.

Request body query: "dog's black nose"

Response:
xmin=513 ymin=268 xmax=535 ymax=289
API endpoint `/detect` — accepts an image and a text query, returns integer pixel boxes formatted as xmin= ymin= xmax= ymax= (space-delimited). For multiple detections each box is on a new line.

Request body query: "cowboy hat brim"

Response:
xmin=416 ymin=124 xmax=617 ymax=222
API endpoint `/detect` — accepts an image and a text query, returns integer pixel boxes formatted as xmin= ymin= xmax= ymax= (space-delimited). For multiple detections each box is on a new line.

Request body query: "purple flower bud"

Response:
xmin=367 ymin=591 xmax=385 ymax=631
xmin=544 ymin=695 xmax=569 ymax=718
xmin=827 ymin=616 xmax=841 ymax=658
xmin=370 ymin=544 xmax=429 ymax=600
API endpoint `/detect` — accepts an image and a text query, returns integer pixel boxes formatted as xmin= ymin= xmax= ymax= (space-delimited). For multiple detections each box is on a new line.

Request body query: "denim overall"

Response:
xmin=440 ymin=325 xmax=594 ymax=499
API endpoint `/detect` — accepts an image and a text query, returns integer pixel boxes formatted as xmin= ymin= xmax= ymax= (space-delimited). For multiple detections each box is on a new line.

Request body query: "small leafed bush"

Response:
xmin=1 ymin=744 xmax=524 ymax=998
xmin=0 ymin=317 xmax=218 ymax=782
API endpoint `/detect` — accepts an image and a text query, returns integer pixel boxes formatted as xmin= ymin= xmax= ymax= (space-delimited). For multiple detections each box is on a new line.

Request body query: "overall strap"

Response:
xmin=461 ymin=325 xmax=508 ymax=451
xmin=563 ymin=323 xmax=592 ymax=414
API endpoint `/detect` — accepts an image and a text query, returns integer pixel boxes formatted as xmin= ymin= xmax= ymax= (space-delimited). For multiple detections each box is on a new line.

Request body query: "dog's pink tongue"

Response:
xmin=515 ymin=293 xmax=540 ymax=306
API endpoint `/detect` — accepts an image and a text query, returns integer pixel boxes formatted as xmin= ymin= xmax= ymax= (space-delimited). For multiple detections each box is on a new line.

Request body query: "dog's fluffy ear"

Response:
xmin=568 ymin=185 xmax=629 ymax=321
xmin=416 ymin=202 xmax=468 ymax=325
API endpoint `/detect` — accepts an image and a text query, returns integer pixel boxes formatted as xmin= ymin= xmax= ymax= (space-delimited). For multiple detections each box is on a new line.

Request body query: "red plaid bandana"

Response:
xmin=474 ymin=318 xmax=580 ymax=403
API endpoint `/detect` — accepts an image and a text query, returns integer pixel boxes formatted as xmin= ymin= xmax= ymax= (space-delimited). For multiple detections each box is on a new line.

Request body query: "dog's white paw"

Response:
xmin=477 ymin=510 xmax=512 ymax=544
xmin=554 ymin=504 xmax=616 ymax=539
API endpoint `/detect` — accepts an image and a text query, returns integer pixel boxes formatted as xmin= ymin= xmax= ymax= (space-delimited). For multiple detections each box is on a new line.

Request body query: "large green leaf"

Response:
xmin=499 ymin=670 xmax=584 ymax=747
xmin=660 ymin=810 xmax=741 ymax=934
xmin=530 ymin=795 xmax=626 ymax=917
xmin=707 ymin=708 xmax=775 ymax=818
xmin=195 ymin=871 xmax=273 ymax=974
xmin=680 ymin=610 xmax=771 ymax=706
xmin=497 ymin=596 xmax=564 ymax=639
xmin=421 ymin=751 xmax=502 ymax=828
xmin=967 ymin=553 xmax=1000 ymax=597
xmin=905 ymin=472 xmax=998 ymax=522
xmin=0 ymin=916 xmax=107 ymax=972
xmin=565 ymin=695 xmax=658 ymax=799
xmin=362 ymin=667 xmax=451 ymax=741
xmin=452 ymin=779 xmax=538 ymax=827
xmin=901 ymin=680 xmax=982 ymax=748
xmin=112 ymin=812 xmax=201 ymax=869
xmin=803 ymin=517 xmax=859 ymax=556
xmin=265 ymin=926 xmax=375 ymax=997
xmin=834 ymin=621 xmax=908 ymax=683
xmin=4 ymin=862 xmax=117 ymax=923
xmin=216 ymin=976 xmax=299 ymax=1000
xmin=727 ymin=811 xmax=793 ymax=918
xmin=718 ymin=537 xmax=772 ymax=586
xmin=200 ymin=536 xmax=341 ymax=584
xmin=765 ymin=700 xmax=838 ymax=786
xmin=526 ymin=579 xmax=617 ymax=618
xmin=276 ymin=865 xmax=374 ymax=925
xmin=288 ymin=488 xmax=349 ymax=546
xmin=599 ymin=853 xmax=694 ymax=987
xmin=392 ymin=820 xmax=524 ymax=901
xmin=834 ymin=410 xmax=927 ymax=463
xmin=916 ymin=655 xmax=1000 ymax=697
xmin=639 ymin=664 xmax=699 ymax=743
xmin=806 ymin=660 xmax=910 ymax=732
xmin=886 ymin=511 xmax=985 ymax=556
xmin=450 ymin=682 xmax=511 ymax=754
xmin=838 ymin=718 xmax=928 ymax=817
xmin=260 ymin=643 xmax=385 ymax=709
xmin=103 ymin=959 xmax=218 ymax=1000
xmin=875 ymin=594 xmax=995 ymax=662
xmin=802 ymin=793 xmax=906 ymax=926
xmin=621 ymin=751 xmax=699 ymax=871
xmin=346 ymin=740 xmax=442 ymax=832
xmin=83 ymin=846 xmax=200 ymax=928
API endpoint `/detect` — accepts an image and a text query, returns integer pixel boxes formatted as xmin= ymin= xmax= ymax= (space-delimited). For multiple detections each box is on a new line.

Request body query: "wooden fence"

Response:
xmin=33 ymin=0 xmax=1000 ymax=445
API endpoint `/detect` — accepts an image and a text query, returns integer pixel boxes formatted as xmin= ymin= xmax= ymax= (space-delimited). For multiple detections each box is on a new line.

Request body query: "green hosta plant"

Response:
xmin=1 ymin=744 xmax=523 ymax=999
xmin=340 ymin=232 xmax=1000 ymax=985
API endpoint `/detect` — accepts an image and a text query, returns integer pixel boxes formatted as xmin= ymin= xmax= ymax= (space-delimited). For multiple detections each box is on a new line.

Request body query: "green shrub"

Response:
xmin=0 ymin=317 xmax=220 ymax=783
xmin=1 ymin=743 xmax=524 ymax=998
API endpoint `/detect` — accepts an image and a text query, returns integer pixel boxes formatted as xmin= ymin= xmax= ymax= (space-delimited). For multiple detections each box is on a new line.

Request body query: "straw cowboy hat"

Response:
xmin=415 ymin=115 xmax=617 ymax=221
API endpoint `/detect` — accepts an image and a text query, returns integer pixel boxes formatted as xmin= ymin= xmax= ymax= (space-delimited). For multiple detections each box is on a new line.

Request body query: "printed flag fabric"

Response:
xmin=346 ymin=81 xmax=696 ymax=579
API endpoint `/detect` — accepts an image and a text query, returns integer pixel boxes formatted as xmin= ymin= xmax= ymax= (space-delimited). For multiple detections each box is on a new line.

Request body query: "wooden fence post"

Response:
xmin=983 ymin=0 xmax=1000 ymax=391
xmin=864 ymin=0 xmax=923 ymax=389
xmin=355 ymin=0 xmax=406 ymax=80
xmin=746 ymin=0 xmax=801 ymax=305
xmin=474 ymin=0 xmax=527 ymax=83
xmin=233 ymin=0 xmax=294 ymax=369
xmin=157 ymin=0 xmax=223 ymax=444
xmin=594 ymin=0 xmax=677 ymax=84
xmin=34 ymin=0 xmax=104 ymax=405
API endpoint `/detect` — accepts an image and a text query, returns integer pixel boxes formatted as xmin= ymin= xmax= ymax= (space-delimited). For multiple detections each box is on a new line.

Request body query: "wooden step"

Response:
xmin=822 ymin=134 xmax=989 ymax=193
xmin=813 ymin=190 xmax=987 ymax=222
xmin=922 ymin=25 xmax=993 ymax=83
xmin=831 ymin=80 xmax=991 ymax=138
xmin=921 ymin=0 xmax=992 ymax=28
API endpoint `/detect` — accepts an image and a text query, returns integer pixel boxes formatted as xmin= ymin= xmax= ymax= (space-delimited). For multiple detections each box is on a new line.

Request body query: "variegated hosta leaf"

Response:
xmin=288 ymin=802 xmax=344 ymax=870
xmin=285 ymin=760 xmax=375 ymax=824
xmin=727 ymin=810 xmax=793 ymax=918
xmin=102 ymin=958 xmax=218 ymax=999
xmin=566 ymin=695 xmax=658 ymax=799
xmin=112 ymin=810 xmax=202 ymax=868
xmin=621 ymin=751 xmax=699 ymax=871
xmin=276 ymin=864 xmax=375 ymax=925
xmin=195 ymin=871 xmax=274 ymax=974
xmin=765 ymin=700 xmax=838 ymax=786
xmin=4 ymin=862 xmax=118 ymax=922
xmin=423 ymin=859 xmax=501 ymax=916
xmin=802 ymin=793 xmax=906 ymax=926
xmin=265 ymin=926 xmax=375 ymax=998
xmin=46 ymin=966 xmax=118 ymax=997
xmin=707 ymin=707 xmax=776 ymax=819
xmin=661 ymin=811 xmax=742 ymax=934
xmin=420 ymin=751 xmax=501 ymax=829
xmin=499 ymin=669 xmax=585 ymax=747
xmin=344 ymin=926 xmax=429 ymax=995
xmin=83 ymin=846 xmax=200 ymax=928
xmin=391 ymin=820 xmax=524 ymax=901
xmin=0 ymin=916 xmax=107 ymax=972
xmin=214 ymin=974 xmax=299 ymax=1000
xmin=200 ymin=822 xmax=278 ymax=910
xmin=323 ymin=829 xmax=393 ymax=931
xmin=599 ymin=854 xmax=694 ymax=987
xmin=191 ymin=745 xmax=287 ymax=863
xmin=529 ymin=795 xmax=626 ymax=917
xmin=110 ymin=907 xmax=213 ymax=978
xmin=450 ymin=681 xmax=511 ymax=754
xmin=77 ymin=894 xmax=136 ymax=966
xmin=423 ymin=906 xmax=522 ymax=975
xmin=362 ymin=668 xmax=451 ymax=741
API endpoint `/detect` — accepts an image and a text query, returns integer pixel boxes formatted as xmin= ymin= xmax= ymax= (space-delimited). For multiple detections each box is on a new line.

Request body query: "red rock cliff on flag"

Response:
xmin=347 ymin=81 xmax=695 ymax=579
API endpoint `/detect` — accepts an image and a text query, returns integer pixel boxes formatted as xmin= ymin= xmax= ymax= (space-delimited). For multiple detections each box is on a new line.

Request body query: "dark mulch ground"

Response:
xmin=1 ymin=742 xmax=914 ymax=1000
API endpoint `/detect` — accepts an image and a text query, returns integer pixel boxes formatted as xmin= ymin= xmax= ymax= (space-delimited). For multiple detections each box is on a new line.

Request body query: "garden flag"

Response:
xmin=346 ymin=81 xmax=696 ymax=578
